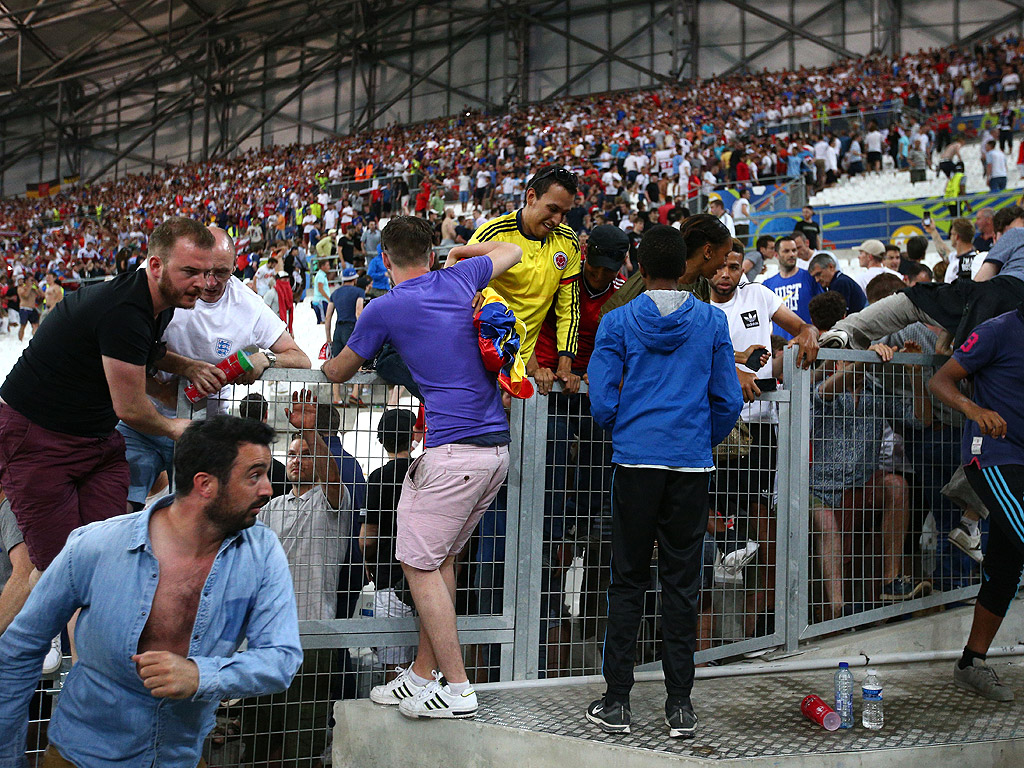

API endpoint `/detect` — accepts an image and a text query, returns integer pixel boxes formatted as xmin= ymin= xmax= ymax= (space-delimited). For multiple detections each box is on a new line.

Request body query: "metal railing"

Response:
xmin=22 ymin=347 xmax=979 ymax=765
xmin=761 ymin=105 xmax=906 ymax=139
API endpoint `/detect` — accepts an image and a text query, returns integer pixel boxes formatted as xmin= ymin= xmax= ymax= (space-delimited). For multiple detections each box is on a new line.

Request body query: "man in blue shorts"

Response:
xmin=323 ymin=216 xmax=522 ymax=719
xmin=929 ymin=307 xmax=1024 ymax=702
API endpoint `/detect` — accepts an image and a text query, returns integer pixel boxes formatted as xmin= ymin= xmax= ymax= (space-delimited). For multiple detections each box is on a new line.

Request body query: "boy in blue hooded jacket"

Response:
xmin=585 ymin=222 xmax=743 ymax=739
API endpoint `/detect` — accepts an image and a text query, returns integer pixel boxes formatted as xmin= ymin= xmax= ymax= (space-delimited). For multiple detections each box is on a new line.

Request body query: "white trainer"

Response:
xmin=949 ymin=523 xmax=983 ymax=564
xmin=369 ymin=665 xmax=427 ymax=706
xmin=398 ymin=672 xmax=478 ymax=719
xmin=42 ymin=635 xmax=62 ymax=675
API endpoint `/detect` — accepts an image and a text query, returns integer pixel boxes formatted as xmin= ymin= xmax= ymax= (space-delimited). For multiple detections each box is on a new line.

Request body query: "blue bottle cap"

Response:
xmin=839 ymin=662 xmax=849 ymax=668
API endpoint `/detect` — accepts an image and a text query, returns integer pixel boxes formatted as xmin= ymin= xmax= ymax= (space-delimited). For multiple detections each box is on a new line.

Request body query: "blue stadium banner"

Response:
xmin=751 ymin=189 xmax=1023 ymax=251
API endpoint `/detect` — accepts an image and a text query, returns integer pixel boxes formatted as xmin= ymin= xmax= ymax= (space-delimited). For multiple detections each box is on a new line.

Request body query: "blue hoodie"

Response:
xmin=588 ymin=291 xmax=743 ymax=468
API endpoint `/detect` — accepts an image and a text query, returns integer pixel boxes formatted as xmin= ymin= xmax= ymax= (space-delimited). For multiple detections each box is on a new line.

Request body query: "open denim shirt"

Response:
xmin=0 ymin=496 xmax=302 ymax=768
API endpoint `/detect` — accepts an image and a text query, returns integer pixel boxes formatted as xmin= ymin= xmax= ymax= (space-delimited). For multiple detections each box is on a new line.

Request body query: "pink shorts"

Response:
xmin=395 ymin=443 xmax=509 ymax=571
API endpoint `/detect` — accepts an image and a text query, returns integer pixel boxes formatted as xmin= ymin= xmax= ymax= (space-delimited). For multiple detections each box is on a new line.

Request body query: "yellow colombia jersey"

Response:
xmin=468 ymin=210 xmax=581 ymax=362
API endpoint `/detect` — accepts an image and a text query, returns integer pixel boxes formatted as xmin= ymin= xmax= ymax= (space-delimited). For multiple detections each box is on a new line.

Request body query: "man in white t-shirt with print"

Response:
xmin=117 ymin=227 xmax=311 ymax=511
xmin=709 ymin=247 xmax=819 ymax=632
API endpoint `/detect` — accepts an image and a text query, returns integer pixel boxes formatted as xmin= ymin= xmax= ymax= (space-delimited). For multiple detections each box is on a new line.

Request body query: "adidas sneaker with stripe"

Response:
xmin=369 ymin=665 xmax=427 ymax=706
xmin=398 ymin=672 xmax=479 ymax=719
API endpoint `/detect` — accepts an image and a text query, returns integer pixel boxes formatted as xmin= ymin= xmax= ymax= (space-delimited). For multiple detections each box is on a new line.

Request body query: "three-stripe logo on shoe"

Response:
xmin=423 ymin=695 xmax=448 ymax=710
xmin=395 ymin=683 xmax=413 ymax=699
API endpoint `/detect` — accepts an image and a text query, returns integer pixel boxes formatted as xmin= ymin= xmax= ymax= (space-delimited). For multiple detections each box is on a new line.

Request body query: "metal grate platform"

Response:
xmin=473 ymin=660 xmax=1024 ymax=759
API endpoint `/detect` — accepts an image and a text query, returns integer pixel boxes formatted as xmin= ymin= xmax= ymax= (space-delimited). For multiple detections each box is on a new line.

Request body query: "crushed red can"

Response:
xmin=801 ymin=694 xmax=841 ymax=731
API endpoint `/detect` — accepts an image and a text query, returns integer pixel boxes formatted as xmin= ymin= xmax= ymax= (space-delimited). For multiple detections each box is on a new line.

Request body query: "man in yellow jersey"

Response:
xmin=468 ymin=166 xmax=582 ymax=394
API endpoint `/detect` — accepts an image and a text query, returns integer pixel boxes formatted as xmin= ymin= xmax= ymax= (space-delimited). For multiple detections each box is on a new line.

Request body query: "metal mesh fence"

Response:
xmin=527 ymin=387 xmax=791 ymax=679
xmin=17 ymin=348 xmax=981 ymax=763
xmin=799 ymin=347 xmax=982 ymax=640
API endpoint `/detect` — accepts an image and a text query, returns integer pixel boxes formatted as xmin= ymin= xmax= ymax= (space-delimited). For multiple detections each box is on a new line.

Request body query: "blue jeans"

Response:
xmin=116 ymin=422 xmax=175 ymax=507
xmin=990 ymin=176 xmax=1007 ymax=192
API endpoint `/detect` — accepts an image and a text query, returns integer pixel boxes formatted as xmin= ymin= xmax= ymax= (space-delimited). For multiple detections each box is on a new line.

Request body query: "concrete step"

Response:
xmin=333 ymin=659 xmax=1024 ymax=767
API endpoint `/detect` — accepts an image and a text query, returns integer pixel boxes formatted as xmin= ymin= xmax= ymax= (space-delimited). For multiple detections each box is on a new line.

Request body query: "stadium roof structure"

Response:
xmin=2 ymin=0 xmax=1023 ymax=191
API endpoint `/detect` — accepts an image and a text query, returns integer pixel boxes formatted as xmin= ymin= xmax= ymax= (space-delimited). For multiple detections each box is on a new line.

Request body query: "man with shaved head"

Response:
xmin=118 ymin=225 xmax=310 ymax=512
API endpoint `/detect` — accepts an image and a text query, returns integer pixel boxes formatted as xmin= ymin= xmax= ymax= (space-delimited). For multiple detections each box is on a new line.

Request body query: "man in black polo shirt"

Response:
xmin=0 ymin=217 xmax=215 ymax=579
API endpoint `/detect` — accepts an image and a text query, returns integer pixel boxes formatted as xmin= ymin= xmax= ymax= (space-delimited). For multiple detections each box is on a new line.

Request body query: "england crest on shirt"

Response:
xmin=215 ymin=338 xmax=233 ymax=358
xmin=553 ymin=251 xmax=568 ymax=270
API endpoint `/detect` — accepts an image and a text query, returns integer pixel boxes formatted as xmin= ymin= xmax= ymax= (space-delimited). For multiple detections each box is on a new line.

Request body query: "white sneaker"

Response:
xmin=370 ymin=665 xmax=427 ymax=706
xmin=712 ymin=550 xmax=743 ymax=585
xmin=398 ymin=672 xmax=478 ymax=719
xmin=42 ymin=636 xmax=62 ymax=675
xmin=819 ymin=328 xmax=851 ymax=349
xmin=949 ymin=523 xmax=983 ymax=563
xmin=721 ymin=540 xmax=759 ymax=573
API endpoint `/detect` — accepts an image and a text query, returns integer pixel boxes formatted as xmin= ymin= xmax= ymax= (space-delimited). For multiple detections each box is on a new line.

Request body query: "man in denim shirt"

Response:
xmin=0 ymin=416 xmax=302 ymax=768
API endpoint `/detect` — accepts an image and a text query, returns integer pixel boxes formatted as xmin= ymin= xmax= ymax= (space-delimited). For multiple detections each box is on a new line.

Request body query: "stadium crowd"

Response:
xmin=5 ymin=32 xmax=1024 ymax=288
xmin=2 ymin=32 xmax=1024 ymax=768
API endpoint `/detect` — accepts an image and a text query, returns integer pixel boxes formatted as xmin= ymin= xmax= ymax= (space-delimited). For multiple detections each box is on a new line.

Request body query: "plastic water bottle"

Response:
xmin=834 ymin=662 xmax=854 ymax=729
xmin=862 ymin=668 xmax=883 ymax=730
xmin=357 ymin=582 xmax=375 ymax=618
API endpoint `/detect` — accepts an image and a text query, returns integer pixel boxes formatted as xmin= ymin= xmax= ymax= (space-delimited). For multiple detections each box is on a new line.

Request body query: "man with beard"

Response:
xmin=119 ymin=226 xmax=309 ymax=513
xmin=0 ymin=416 xmax=303 ymax=768
xmin=709 ymin=247 xmax=818 ymax=633
xmin=0 ymin=217 xmax=213 ymax=588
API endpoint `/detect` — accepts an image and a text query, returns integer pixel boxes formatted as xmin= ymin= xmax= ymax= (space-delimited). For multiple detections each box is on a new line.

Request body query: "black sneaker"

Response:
xmin=586 ymin=698 xmax=631 ymax=734
xmin=880 ymin=575 xmax=932 ymax=601
xmin=665 ymin=701 xmax=698 ymax=739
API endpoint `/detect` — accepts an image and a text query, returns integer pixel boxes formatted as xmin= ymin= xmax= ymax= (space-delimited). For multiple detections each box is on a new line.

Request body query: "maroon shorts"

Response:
xmin=0 ymin=405 xmax=130 ymax=569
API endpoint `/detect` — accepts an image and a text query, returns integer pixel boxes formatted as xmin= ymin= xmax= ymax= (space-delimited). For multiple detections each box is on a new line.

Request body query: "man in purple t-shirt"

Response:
xmin=930 ymin=307 xmax=1024 ymax=703
xmin=323 ymin=216 xmax=522 ymax=719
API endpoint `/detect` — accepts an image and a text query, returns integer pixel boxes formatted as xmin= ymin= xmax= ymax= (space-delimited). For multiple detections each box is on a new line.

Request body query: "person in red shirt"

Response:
xmin=533 ymin=225 xmax=629 ymax=377
xmin=535 ymin=224 xmax=630 ymax=674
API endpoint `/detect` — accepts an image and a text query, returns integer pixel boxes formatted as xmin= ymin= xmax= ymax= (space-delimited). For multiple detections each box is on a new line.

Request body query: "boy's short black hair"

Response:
xmin=905 ymin=235 xmax=928 ymax=262
xmin=238 ymin=392 xmax=269 ymax=422
xmin=808 ymin=291 xmax=847 ymax=332
xmin=377 ymin=408 xmax=417 ymax=454
xmin=638 ymin=225 xmax=687 ymax=280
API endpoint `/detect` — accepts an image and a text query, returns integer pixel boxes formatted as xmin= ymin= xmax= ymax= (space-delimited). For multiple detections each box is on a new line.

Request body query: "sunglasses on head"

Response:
xmin=527 ymin=166 xmax=577 ymax=190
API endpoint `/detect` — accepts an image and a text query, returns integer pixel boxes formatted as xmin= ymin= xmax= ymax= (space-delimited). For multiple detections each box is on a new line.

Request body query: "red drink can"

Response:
xmin=183 ymin=349 xmax=254 ymax=403
xmin=801 ymin=694 xmax=841 ymax=731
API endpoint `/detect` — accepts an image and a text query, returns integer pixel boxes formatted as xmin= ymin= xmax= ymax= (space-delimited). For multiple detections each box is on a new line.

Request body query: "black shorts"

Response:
xmin=331 ymin=321 xmax=355 ymax=358
xmin=907 ymin=275 xmax=1024 ymax=347
xmin=867 ymin=151 xmax=883 ymax=165
xmin=965 ymin=462 xmax=1024 ymax=558
xmin=18 ymin=308 xmax=39 ymax=325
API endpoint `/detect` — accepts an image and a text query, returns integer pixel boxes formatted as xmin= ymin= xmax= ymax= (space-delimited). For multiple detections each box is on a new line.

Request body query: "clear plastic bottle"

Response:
xmin=834 ymin=662 xmax=854 ymax=729
xmin=861 ymin=668 xmax=883 ymax=730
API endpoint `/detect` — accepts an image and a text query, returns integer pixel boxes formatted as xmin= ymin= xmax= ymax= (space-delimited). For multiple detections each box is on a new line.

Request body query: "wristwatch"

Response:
xmin=261 ymin=349 xmax=278 ymax=368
